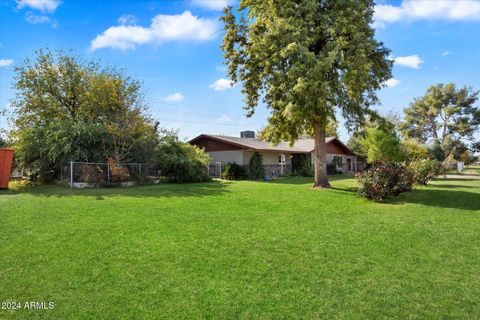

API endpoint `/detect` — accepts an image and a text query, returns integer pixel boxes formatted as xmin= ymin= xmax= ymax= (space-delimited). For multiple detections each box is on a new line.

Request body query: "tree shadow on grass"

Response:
xmin=271 ymin=178 xmax=313 ymax=185
xmin=272 ymin=174 xmax=355 ymax=185
xmin=429 ymin=184 xmax=479 ymax=189
xmin=435 ymin=177 xmax=480 ymax=182
xmin=331 ymin=185 xmax=358 ymax=194
xmin=387 ymin=188 xmax=480 ymax=211
xmin=1 ymin=180 xmax=231 ymax=199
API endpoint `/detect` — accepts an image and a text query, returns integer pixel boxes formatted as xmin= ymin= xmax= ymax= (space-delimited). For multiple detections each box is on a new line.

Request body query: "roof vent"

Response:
xmin=240 ymin=131 xmax=255 ymax=139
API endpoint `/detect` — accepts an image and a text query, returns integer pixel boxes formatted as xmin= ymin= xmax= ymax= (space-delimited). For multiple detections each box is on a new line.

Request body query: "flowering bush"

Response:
xmin=357 ymin=163 xmax=414 ymax=201
xmin=409 ymin=159 xmax=444 ymax=185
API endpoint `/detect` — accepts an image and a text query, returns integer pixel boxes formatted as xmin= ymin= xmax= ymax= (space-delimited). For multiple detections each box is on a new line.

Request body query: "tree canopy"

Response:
xmin=10 ymin=49 xmax=159 ymax=181
xmin=363 ymin=126 xmax=403 ymax=164
xmin=221 ymin=0 xmax=392 ymax=187
xmin=0 ymin=136 xmax=7 ymax=148
xmin=400 ymin=83 xmax=479 ymax=160
xmin=347 ymin=113 xmax=407 ymax=163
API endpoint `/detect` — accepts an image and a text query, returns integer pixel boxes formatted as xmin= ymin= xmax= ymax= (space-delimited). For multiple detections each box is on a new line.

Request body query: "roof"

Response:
xmin=189 ymin=134 xmax=355 ymax=155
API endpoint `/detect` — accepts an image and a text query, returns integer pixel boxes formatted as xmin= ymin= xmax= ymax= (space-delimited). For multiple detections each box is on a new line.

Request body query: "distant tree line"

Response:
xmin=348 ymin=83 xmax=479 ymax=165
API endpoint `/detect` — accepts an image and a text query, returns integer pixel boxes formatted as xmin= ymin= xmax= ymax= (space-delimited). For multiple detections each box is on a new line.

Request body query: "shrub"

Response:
xmin=409 ymin=159 xmax=443 ymax=185
xmin=292 ymin=154 xmax=313 ymax=177
xmin=402 ymin=139 xmax=430 ymax=163
xmin=155 ymin=135 xmax=211 ymax=183
xmin=107 ymin=158 xmax=130 ymax=182
xmin=222 ymin=162 xmax=247 ymax=180
xmin=249 ymin=152 xmax=265 ymax=179
xmin=79 ymin=165 xmax=103 ymax=184
xmin=327 ymin=163 xmax=339 ymax=175
xmin=357 ymin=163 xmax=414 ymax=201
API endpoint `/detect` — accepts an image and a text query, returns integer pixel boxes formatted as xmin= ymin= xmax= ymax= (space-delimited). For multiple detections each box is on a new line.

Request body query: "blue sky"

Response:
xmin=1 ymin=0 xmax=479 ymax=142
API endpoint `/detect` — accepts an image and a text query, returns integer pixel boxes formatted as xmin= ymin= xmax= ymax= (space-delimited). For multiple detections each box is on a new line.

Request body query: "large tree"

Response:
xmin=400 ymin=83 xmax=480 ymax=160
xmin=10 ymin=49 xmax=159 ymax=181
xmin=221 ymin=0 xmax=392 ymax=187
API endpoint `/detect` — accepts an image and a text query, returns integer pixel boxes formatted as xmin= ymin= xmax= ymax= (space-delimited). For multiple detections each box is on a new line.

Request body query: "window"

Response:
xmin=332 ymin=156 xmax=343 ymax=169
xmin=279 ymin=154 xmax=286 ymax=164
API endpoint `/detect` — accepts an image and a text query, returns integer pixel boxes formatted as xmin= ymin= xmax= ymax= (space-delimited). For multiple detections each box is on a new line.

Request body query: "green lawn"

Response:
xmin=448 ymin=165 xmax=480 ymax=176
xmin=461 ymin=165 xmax=480 ymax=176
xmin=1 ymin=176 xmax=480 ymax=319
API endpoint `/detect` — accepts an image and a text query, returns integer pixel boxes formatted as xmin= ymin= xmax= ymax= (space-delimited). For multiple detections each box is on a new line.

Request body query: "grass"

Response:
xmin=448 ymin=165 xmax=480 ymax=176
xmin=461 ymin=165 xmax=480 ymax=176
xmin=1 ymin=175 xmax=480 ymax=319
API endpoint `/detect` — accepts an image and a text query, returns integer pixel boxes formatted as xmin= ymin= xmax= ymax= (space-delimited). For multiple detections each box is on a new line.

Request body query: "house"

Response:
xmin=189 ymin=131 xmax=359 ymax=177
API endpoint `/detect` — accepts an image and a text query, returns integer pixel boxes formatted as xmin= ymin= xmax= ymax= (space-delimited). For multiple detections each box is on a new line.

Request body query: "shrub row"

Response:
xmin=357 ymin=159 xmax=443 ymax=201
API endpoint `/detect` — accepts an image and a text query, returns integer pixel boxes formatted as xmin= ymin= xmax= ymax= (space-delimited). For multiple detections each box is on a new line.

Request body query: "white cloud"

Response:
xmin=0 ymin=59 xmax=13 ymax=67
xmin=25 ymin=12 xmax=50 ymax=24
xmin=16 ymin=0 xmax=60 ymax=12
xmin=118 ymin=14 xmax=138 ymax=25
xmin=164 ymin=92 xmax=184 ymax=102
xmin=25 ymin=12 xmax=58 ymax=27
xmin=375 ymin=0 xmax=480 ymax=25
xmin=442 ymin=50 xmax=451 ymax=56
xmin=90 ymin=11 xmax=218 ymax=51
xmin=209 ymin=78 xmax=234 ymax=91
xmin=384 ymin=78 xmax=400 ymax=88
xmin=394 ymin=54 xmax=423 ymax=69
xmin=217 ymin=115 xmax=232 ymax=123
xmin=191 ymin=0 xmax=234 ymax=11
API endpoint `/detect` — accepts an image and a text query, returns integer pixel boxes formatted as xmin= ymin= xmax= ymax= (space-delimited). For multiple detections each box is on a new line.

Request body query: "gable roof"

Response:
xmin=189 ymin=134 xmax=355 ymax=155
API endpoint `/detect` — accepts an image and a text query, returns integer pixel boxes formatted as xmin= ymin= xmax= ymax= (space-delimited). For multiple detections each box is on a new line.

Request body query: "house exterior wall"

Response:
xmin=310 ymin=153 xmax=358 ymax=172
xmin=208 ymin=150 xmax=245 ymax=165
xmin=208 ymin=150 xmax=359 ymax=171
xmin=327 ymin=142 xmax=349 ymax=155
xmin=243 ymin=150 xmax=293 ymax=165
xmin=208 ymin=150 xmax=294 ymax=166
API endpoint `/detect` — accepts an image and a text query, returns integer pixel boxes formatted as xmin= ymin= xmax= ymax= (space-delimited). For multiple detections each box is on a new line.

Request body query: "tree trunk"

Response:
xmin=313 ymin=118 xmax=331 ymax=188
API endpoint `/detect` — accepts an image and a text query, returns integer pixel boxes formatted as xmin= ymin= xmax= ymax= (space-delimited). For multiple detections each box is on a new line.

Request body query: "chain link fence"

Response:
xmin=60 ymin=160 xmax=368 ymax=187
xmin=59 ymin=161 xmax=161 ymax=188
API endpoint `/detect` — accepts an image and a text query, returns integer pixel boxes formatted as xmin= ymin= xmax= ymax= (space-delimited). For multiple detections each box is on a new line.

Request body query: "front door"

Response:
xmin=347 ymin=158 xmax=352 ymax=171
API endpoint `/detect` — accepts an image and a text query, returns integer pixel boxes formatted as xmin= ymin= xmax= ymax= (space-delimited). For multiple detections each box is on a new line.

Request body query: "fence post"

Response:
xmin=107 ymin=163 xmax=110 ymax=183
xmin=70 ymin=161 xmax=73 ymax=189
xmin=139 ymin=164 xmax=142 ymax=176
